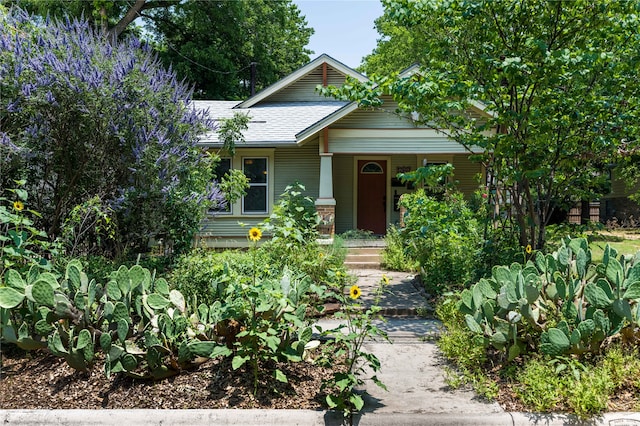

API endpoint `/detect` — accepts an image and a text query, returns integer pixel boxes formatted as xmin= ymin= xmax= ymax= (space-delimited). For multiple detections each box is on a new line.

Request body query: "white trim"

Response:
xmin=241 ymin=156 xmax=269 ymax=214
xmin=221 ymin=149 xmax=274 ymax=217
xmin=208 ymin=157 xmax=233 ymax=216
xmin=235 ymin=54 xmax=368 ymax=109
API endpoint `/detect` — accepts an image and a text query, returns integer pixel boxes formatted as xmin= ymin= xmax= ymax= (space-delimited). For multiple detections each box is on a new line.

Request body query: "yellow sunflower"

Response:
xmin=248 ymin=227 xmax=262 ymax=242
xmin=382 ymin=274 xmax=390 ymax=285
xmin=13 ymin=200 xmax=24 ymax=211
xmin=525 ymin=244 xmax=532 ymax=254
xmin=349 ymin=285 xmax=361 ymax=300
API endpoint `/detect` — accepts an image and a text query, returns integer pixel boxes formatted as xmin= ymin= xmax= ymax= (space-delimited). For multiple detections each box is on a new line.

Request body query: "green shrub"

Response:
xmin=382 ymin=225 xmax=418 ymax=272
xmin=566 ymin=367 xmax=614 ymax=418
xmin=436 ymin=296 xmax=486 ymax=370
xmin=515 ymin=358 xmax=565 ymax=412
xmin=399 ymin=190 xmax=482 ymax=294
xmin=170 ymin=249 xmax=253 ymax=305
xmin=0 ymin=181 xmax=59 ymax=275
xmin=339 ymin=229 xmax=377 ymax=240
xmin=261 ymin=182 xmax=320 ymax=246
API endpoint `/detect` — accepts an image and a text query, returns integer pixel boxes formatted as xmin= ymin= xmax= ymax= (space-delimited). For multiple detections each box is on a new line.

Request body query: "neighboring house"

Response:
xmin=600 ymin=172 xmax=640 ymax=226
xmin=194 ymin=54 xmax=493 ymax=247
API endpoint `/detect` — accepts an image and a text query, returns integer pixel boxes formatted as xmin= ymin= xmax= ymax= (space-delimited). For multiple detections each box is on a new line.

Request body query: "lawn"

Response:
xmin=588 ymin=230 xmax=640 ymax=263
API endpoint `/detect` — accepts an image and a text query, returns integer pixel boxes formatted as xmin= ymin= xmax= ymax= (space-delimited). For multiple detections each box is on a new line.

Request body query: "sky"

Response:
xmin=292 ymin=0 xmax=384 ymax=69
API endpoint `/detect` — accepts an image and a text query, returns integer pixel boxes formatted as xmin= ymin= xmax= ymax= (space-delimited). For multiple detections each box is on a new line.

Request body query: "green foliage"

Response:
xmin=399 ymin=189 xmax=482 ymax=294
xmin=511 ymin=346 xmax=640 ymax=418
xmin=170 ymin=249 xmax=252 ymax=306
xmin=436 ymin=297 xmax=487 ymax=371
xmin=317 ymin=276 xmax=389 ymax=417
xmin=566 ymin=368 xmax=614 ymax=418
xmin=261 ymin=182 xmax=320 ymax=246
xmin=0 ymin=9 xmax=224 ymax=258
xmin=0 ymin=261 xmax=232 ymax=377
xmin=340 ymin=0 xmax=640 ymax=250
xmin=461 ymin=237 xmax=640 ymax=362
xmin=435 ymin=295 xmax=497 ymax=399
xmin=224 ymin=263 xmax=320 ymax=394
xmin=398 ymin=163 xmax=454 ymax=196
xmin=514 ymin=359 xmax=565 ymax=412
xmin=61 ymin=196 xmax=116 ymax=258
xmin=381 ymin=225 xmax=418 ymax=272
xmin=171 ymin=222 xmax=347 ymax=308
xmin=339 ymin=229 xmax=377 ymax=241
xmin=0 ymin=181 xmax=59 ymax=275
xmin=149 ymin=0 xmax=313 ymax=100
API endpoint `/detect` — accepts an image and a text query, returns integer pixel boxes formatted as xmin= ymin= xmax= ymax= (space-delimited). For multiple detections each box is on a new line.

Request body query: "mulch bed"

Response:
xmin=0 ymin=345 xmax=335 ymax=410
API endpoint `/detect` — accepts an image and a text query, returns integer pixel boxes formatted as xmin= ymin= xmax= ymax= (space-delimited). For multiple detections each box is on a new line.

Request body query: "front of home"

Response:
xmin=195 ymin=54 xmax=492 ymax=247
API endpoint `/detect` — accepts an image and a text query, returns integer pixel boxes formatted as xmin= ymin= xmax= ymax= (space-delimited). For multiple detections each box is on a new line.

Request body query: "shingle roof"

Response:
xmin=193 ymin=100 xmax=349 ymax=146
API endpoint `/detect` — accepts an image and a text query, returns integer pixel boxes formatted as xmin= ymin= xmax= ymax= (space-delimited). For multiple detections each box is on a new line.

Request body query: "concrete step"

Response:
xmin=345 ymin=253 xmax=381 ymax=263
xmin=346 ymin=247 xmax=383 ymax=255
xmin=344 ymin=261 xmax=382 ymax=270
xmin=345 ymin=247 xmax=383 ymax=269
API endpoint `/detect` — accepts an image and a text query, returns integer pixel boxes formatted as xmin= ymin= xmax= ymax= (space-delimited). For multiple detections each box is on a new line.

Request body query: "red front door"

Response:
xmin=357 ymin=160 xmax=387 ymax=234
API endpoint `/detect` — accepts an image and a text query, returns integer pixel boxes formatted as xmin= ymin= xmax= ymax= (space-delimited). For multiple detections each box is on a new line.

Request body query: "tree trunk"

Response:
xmin=106 ymin=0 xmax=148 ymax=44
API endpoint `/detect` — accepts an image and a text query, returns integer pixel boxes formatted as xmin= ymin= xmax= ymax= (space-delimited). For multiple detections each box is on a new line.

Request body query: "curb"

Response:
xmin=3 ymin=410 xmax=640 ymax=425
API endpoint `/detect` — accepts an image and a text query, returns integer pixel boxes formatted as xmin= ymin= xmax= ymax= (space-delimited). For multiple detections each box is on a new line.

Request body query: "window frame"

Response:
xmin=209 ymin=157 xmax=233 ymax=215
xmin=241 ymin=156 xmax=269 ymax=215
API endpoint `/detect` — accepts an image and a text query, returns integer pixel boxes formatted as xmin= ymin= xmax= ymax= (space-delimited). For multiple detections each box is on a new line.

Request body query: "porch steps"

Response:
xmin=344 ymin=247 xmax=383 ymax=269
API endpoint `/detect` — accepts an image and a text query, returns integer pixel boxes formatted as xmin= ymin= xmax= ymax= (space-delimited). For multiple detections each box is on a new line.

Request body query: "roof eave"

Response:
xmin=295 ymin=102 xmax=359 ymax=145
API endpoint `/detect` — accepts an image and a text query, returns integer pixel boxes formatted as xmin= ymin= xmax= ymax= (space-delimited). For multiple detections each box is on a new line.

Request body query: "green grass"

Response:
xmin=589 ymin=239 xmax=640 ymax=263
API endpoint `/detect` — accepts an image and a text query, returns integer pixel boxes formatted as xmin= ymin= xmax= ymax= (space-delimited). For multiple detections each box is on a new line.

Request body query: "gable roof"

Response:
xmin=195 ymin=100 xmax=349 ymax=146
xmin=234 ymin=54 xmax=368 ymax=109
xmin=195 ymin=54 xmax=497 ymax=147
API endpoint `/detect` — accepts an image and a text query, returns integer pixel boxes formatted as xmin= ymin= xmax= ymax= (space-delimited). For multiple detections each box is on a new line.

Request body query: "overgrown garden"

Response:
xmin=0 ymin=7 xmax=385 ymax=418
xmin=363 ymin=0 xmax=640 ymax=418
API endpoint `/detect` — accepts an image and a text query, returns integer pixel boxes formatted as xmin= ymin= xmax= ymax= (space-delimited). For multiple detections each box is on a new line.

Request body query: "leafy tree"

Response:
xmin=12 ymin=0 xmax=314 ymax=100
xmin=5 ymin=0 xmax=176 ymax=41
xmin=148 ymin=0 xmax=314 ymax=99
xmin=359 ymin=10 xmax=425 ymax=76
xmin=332 ymin=0 xmax=640 ymax=249
xmin=0 ymin=7 xmax=243 ymax=258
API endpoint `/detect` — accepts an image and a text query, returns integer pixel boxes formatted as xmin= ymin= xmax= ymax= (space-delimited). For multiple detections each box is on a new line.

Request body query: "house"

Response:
xmin=194 ymin=54 xmax=494 ymax=247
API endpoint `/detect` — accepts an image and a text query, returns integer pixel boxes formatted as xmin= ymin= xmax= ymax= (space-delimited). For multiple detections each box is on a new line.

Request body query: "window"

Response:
xmin=210 ymin=157 xmax=232 ymax=214
xmin=242 ymin=157 xmax=268 ymax=214
xmin=361 ymin=162 xmax=384 ymax=174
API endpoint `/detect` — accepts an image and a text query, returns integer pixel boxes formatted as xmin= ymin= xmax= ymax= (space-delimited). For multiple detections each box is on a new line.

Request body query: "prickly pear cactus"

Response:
xmin=461 ymin=237 xmax=640 ymax=360
xmin=1 ymin=261 xmax=232 ymax=378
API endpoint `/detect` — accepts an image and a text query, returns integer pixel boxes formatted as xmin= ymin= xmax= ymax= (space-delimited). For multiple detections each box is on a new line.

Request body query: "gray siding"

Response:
xmin=199 ymin=217 xmax=264 ymax=238
xmin=333 ymin=154 xmax=354 ymax=233
xmin=274 ymin=139 xmax=320 ymax=198
xmin=200 ymin=140 xmax=320 ymax=239
xmin=332 ymin=96 xmax=490 ymax=129
xmin=261 ymin=65 xmax=348 ymax=103
xmin=453 ymin=154 xmax=483 ymax=197
xmin=329 ymin=135 xmax=469 ymax=154
xmin=332 ymin=108 xmax=411 ymax=128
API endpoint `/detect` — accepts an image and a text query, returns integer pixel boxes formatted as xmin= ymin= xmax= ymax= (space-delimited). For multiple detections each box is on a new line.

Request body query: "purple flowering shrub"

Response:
xmin=0 ymin=8 xmax=225 ymax=257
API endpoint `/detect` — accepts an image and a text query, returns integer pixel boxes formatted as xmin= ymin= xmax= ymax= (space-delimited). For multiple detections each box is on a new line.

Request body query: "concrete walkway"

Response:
xmin=4 ymin=268 xmax=640 ymax=424
xmin=324 ymin=269 xmax=504 ymax=416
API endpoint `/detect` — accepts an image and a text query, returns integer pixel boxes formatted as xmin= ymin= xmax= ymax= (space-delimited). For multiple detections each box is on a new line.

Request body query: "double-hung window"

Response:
xmin=210 ymin=157 xmax=232 ymax=214
xmin=242 ymin=157 xmax=268 ymax=214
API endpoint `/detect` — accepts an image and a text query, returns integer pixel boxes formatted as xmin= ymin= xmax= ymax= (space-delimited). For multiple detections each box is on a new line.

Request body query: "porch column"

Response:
xmin=316 ymin=152 xmax=336 ymax=237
